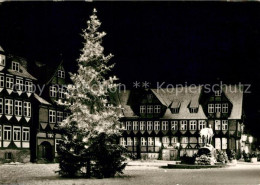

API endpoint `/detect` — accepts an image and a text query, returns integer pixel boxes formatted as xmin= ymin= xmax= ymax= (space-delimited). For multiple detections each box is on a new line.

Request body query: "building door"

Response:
xmin=39 ymin=141 xmax=53 ymax=162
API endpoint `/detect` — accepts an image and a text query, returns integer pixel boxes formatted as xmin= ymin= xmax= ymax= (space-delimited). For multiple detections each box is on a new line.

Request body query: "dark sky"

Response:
xmin=0 ymin=2 xmax=259 ymax=137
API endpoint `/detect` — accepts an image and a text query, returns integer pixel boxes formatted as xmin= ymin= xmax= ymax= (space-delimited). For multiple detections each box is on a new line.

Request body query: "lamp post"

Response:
xmin=249 ymin=136 xmax=253 ymax=153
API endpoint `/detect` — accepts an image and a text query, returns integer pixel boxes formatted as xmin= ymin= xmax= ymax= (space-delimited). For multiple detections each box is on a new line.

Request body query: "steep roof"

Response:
xmin=223 ymin=85 xmax=243 ymax=119
xmin=8 ymin=65 xmax=37 ymax=80
xmin=34 ymin=93 xmax=51 ymax=105
xmin=117 ymin=90 xmax=138 ymax=118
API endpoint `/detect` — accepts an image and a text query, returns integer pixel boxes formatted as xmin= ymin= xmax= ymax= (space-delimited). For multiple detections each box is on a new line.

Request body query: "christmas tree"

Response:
xmin=57 ymin=8 xmax=126 ymax=178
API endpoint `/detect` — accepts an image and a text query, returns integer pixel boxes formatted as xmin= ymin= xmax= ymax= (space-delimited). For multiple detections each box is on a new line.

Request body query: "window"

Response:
xmin=58 ymin=70 xmax=65 ymax=78
xmin=148 ymin=137 xmax=154 ymax=146
xmin=180 ymin=120 xmax=187 ymax=130
xmin=13 ymin=127 xmax=21 ymax=141
xmin=50 ymin=86 xmax=57 ymax=97
xmin=215 ymin=90 xmax=221 ymax=96
xmin=15 ymin=78 xmax=23 ymax=91
xmin=222 ymin=103 xmax=228 ymax=113
xmin=154 ymin=121 xmax=160 ymax=130
xmin=127 ymin=137 xmax=133 ymax=146
xmin=120 ymin=137 xmax=126 ymax=146
xmin=0 ymin=74 xmax=4 ymax=87
xmin=64 ymin=112 xmax=70 ymax=119
xmin=141 ymin=137 xmax=147 ymax=146
xmin=190 ymin=108 xmax=197 ymax=113
xmin=6 ymin=77 xmax=14 ymax=89
xmin=198 ymin=137 xmax=203 ymax=144
xmin=133 ymin=121 xmax=138 ymax=130
xmin=162 ymin=121 xmax=168 ymax=131
xmin=215 ymin=138 xmax=221 ymax=149
xmin=189 ymin=120 xmax=197 ymax=130
xmin=171 ymin=121 xmax=178 ymax=130
xmin=24 ymin=102 xmax=31 ymax=117
xmin=55 ymin=139 xmax=62 ymax=152
xmin=140 ymin=105 xmax=146 ymax=113
xmin=0 ymin=98 xmax=3 ymax=114
xmin=198 ymin=120 xmax=206 ymax=130
xmin=172 ymin=108 xmax=179 ymax=114
xmin=147 ymin=94 xmax=153 ymax=100
xmin=3 ymin=126 xmax=11 ymax=140
xmin=15 ymin=100 xmax=22 ymax=116
xmin=222 ymin=120 xmax=228 ymax=130
xmin=25 ymin=81 xmax=33 ymax=93
xmin=12 ymin=61 xmax=20 ymax=71
xmin=171 ymin=137 xmax=178 ymax=144
xmin=22 ymin=127 xmax=30 ymax=141
xmin=215 ymin=104 xmax=221 ymax=113
xmin=140 ymin=121 xmax=146 ymax=131
xmin=147 ymin=105 xmax=153 ymax=113
xmin=154 ymin=105 xmax=161 ymax=113
xmin=59 ymin=88 xmax=65 ymax=99
xmin=208 ymin=104 xmax=214 ymax=113
xmin=181 ymin=137 xmax=188 ymax=144
xmin=133 ymin=137 xmax=138 ymax=146
xmin=126 ymin=121 xmax=131 ymax=130
xmin=0 ymin=55 xmax=5 ymax=66
xmin=215 ymin=120 xmax=221 ymax=130
xmin=147 ymin=121 xmax=153 ymax=130
xmin=162 ymin=137 xmax=169 ymax=145
xmin=49 ymin=110 xmax=56 ymax=123
xmin=57 ymin=111 xmax=63 ymax=123
xmin=222 ymin=138 xmax=227 ymax=149
xmin=5 ymin=99 xmax=13 ymax=115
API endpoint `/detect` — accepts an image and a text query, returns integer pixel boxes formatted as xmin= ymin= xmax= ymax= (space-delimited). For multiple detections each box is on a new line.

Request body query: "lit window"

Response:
xmin=181 ymin=137 xmax=188 ymax=144
xmin=0 ymin=55 xmax=5 ymax=66
xmin=180 ymin=120 xmax=187 ymax=130
xmin=147 ymin=105 xmax=153 ymax=113
xmin=215 ymin=104 xmax=221 ymax=113
xmin=133 ymin=137 xmax=138 ymax=146
xmin=22 ymin=127 xmax=30 ymax=141
xmin=162 ymin=121 xmax=168 ymax=131
xmin=208 ymin=104 xmax=214 ymax=113
xmin=171 ymin=121 xmax=178 ymax=130
xmin=140 ymin=121 xmax=146 ymax=131
xmin=154 ymin=121 xmax=160 ymax=130
xmin=127 ymin=137 xmax=133 ymax=146
xmin=55 ymin=139 xmax=62 ymax=152
xmin=57 ymin=111 xmax=63 ymax=123
xmin=13 ymin=127 xmax=21 ymax=141
xmin=147 ymin=121 xmax=153 ymax=130
xmin=3 ymin=126 xmax=11 ymax=140
xmin=15 ymin=78 xmax=23 ymax=91
xmin=25 ymin=81 xmax=33 ymax=93
xmin=126 ymin=121 xmax=131 ymax=130
xmin=0 ymin=98 xmax=3 ymax=114
xmin=222 ymin=120 xmax=228 ymax=130
xmin=140 ymin=105 xmax=146 ymax=113
xmin=222 ymin=138 xmax=227 ymax=149
xmin=59 ymin=88 xmax=65 ymax=99
xmin=50 ymin=86 xmax=57 ymax=97
xmin=215 ymin=138 xmax=221 ymax=149
xmin=6 ymin=76 xmax=14 ymax=89
xmin=198 ymin=137 xmax=203 ymax=143
xmin=58 ymin=70 xmax=65 ymax=78
xmin=162 ymin=137 xmax=169 ymax=145
xmin=24 ymin=102 xmax=31 ymax=117
xmin=171 ymin=137 xmax=178 ymax=144
xmin=154 ymin=105 xmax=161 ymax=113
xmin=215 ymin=90 xmax=221 ymax=96
xmin=15 ymin=100 xmax=22 ymax=116
xmin=5 ymin=99 xmax=13 ymax=115
xmin=12 ymin=61 xmax=20 ymax=71
xmin=49 ymin=110 xmax=56 ymax=123
xmin=0 ymin=75 xmax=4 ymax=88
xmin=189 ymin=120 xmax=197 ymax=130
xmin=120 ymin=137 xmax=126 ymax=146
xmin=215 ymin=120 xmax=221 ymax=130
xmin=141 ymin=137 xmax=147 ymax=146
xmin=222 ymin=103 xmax=228 ymax=113
xmin=148 ymin=137 xmax=154 ymax=146
xmin=133 ymin=121 xmax=138 ymax=130
xmin=198 ymin=120 xmax=206 ymax=130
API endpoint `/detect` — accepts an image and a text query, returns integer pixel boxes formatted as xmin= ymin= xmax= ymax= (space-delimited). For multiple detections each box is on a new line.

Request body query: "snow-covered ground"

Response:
xmin=0 ymin=162 xmax=259 ymax=185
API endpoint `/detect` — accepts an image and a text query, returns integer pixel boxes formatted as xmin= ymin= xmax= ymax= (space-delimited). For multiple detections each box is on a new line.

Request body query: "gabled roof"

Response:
xmin=222 ymin=85 xmax=243 ymax=119
xmin=8 ymin=65 xmax=37 ymax=80
xmin=117 ymin=90 xmax=138 ymax=118
xmin=0 ymin=45 xmax=4 ymax=52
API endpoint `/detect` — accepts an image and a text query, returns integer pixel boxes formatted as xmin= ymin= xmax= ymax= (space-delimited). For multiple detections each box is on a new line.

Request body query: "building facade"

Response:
xmin=117 ymin=86 xmax=244 ymax=160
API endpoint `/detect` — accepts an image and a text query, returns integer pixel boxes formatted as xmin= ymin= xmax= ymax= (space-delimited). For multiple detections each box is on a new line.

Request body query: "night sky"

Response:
xmin=0 ymin=2 xmax=259 ymax=138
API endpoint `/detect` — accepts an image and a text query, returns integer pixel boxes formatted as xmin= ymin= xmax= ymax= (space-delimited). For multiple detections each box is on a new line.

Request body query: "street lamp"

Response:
xmin=249 ymin=136 xmax=253 ymax=153
xmin=241 ymin=134 xmax=247 ymax=142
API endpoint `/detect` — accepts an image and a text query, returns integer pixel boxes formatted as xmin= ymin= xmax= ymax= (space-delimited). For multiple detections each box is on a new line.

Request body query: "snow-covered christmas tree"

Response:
xmin=57 ymin=8 xmax=126 ymax=178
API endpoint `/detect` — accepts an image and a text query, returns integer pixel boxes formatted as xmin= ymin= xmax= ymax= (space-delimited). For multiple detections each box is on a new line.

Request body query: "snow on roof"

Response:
xmin=34 ymin=94 xmax=51 ymax=105
xmin=8 ymin=65 xmax=37 ymax=80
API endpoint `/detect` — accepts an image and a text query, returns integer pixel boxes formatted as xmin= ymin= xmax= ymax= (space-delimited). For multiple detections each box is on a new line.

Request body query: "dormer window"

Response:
xmin=58 ymin=70 xmax=65 ymax=78
xmin=12 ymin=61 xmax=20 ymax=72
xmin=215 ymin=90 xmax=221 ymax=96
xmin=0 ymin=55 xmax=5 ymax=66
xmin=50 ymin=86 xmax=57 ymax=97
xmin=189 ymin=108 xmax=198 ymax=113
xmin=171 ymin=108 xmax=179 ymax=114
